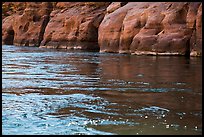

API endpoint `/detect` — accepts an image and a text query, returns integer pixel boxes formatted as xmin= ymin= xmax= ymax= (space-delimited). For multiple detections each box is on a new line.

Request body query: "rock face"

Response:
xmin=2 ymin=2 xmax=26 ymax=19
xmin=106 ymin=2 xmax=128 ymax=14
xmin=98 ymin=2 xmax=202 ymax=56
xmin=2 ymin=2 xmax=53 ymax=47
xmin=2 ymin=16 xmax=15 ymax=45
xmin=189 ymin=3 xmax=202 ymax=56
xmin=2 ymin=2 xmax=202 ymax=56
xmin=40 ymin=2 xmax=109 ymax=50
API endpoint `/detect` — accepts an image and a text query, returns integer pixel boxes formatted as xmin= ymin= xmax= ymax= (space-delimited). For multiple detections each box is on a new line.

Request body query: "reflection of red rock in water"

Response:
xmin=2 ymin=2 xmax=202 ymax=56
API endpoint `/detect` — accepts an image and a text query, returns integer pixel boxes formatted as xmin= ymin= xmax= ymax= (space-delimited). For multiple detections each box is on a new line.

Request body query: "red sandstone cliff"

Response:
xmin=2 ymin=2 xmax=202 ymax=56
xmin=2 ymin=2 xmax=53 ymax=47
xmin=99 ymin=2 xmax=202 ymax=56
xmin=40 ymin=2 xmax=109 ymax=50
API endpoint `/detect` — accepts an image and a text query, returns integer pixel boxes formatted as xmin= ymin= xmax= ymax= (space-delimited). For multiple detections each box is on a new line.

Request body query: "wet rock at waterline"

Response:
xmin=2 ymin=2 xmax=202 ymax=56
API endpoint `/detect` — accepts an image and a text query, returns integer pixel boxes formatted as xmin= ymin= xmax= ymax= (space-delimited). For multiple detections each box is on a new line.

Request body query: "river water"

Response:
xmin=2 ymin=45 xmax=202 ymax=135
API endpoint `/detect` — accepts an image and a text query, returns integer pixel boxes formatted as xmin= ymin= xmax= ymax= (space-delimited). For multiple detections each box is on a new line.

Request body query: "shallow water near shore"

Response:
xmin=2 ymin=45 xmax=202 ymax=135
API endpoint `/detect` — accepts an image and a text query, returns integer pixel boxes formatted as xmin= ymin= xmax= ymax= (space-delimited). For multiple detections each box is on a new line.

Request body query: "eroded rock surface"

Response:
xmin=2 ymin=2 xmax=202 ymax=56
xmin=99 ymin=2 xmax=202 ymax=56
xmin=40 ymin=2 xmax=110 ymax=50
xmin=2 ymin=2 xmax=53 ymax=47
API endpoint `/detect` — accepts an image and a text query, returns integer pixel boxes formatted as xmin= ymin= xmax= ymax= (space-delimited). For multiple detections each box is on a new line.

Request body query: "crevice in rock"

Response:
xmin=37 ymin=3 xmax=53 ymax=47
xmin=33 ymin=15 xmax=41 ymax=22
xmin=23 ymin=22 xmax=29 ymax=32
xmin=37 ymin=15 xmax=50 ymax=46
xmin=25 ymin=40 xmax=29 ymax=46
xmin=4 ymin=29 xmax=15 ymax=45
xmin=185 ymin=39 xmax=191 ymax=58
xmin=121 ymin=2 xmax=128 ymax=7
xmin=178 ymin=3 xmax=189 ymax=24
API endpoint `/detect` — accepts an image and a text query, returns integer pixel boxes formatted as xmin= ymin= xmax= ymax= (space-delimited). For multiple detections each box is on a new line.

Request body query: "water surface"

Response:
xmin=2 ymin=45 xmax=202 ymax=135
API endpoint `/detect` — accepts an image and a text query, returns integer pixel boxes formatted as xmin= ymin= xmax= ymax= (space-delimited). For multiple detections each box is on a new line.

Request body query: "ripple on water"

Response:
xmin=2 ymin=45 xmax=202 ymax=135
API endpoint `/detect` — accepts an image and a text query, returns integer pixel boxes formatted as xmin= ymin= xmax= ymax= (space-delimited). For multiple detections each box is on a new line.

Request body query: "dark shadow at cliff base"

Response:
xmin=3 ymin=29 xmax=14 ymax=45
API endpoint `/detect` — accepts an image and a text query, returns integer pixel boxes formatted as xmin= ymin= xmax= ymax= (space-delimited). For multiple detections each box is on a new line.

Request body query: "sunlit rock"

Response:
xmin=99 ymin=2 xmax=202 ymax=56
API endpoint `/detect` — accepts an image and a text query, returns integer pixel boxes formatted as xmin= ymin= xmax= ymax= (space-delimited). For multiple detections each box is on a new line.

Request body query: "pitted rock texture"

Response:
xmin=98 ymin=2 xmax=202 ymax=56
xmin=2 ymin=2 xmax=53 ymax=47
xmin=2 ymin=2 xmax=26 ymax=19
xmin=2 ymin=16 xmax=15 ymax=45
xmin=2 ymin=2 xmax=202 ymax=56
xmin=40 ymin=2 xmax=110 ymax=50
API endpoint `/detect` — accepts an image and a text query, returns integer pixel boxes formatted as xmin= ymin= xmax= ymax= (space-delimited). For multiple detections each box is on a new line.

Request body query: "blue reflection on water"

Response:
xmin=2 ymin=45 xmax=202 ymax=135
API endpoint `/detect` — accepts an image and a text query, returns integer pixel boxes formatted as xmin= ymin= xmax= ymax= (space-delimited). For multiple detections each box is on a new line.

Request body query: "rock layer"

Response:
xmin=2 ymin=2 xmax=202 ymax=56
xmin=98 ymin=2 xmax=202 ymax=56
xmin=40 ymin=2 xmax=109 ymax=50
